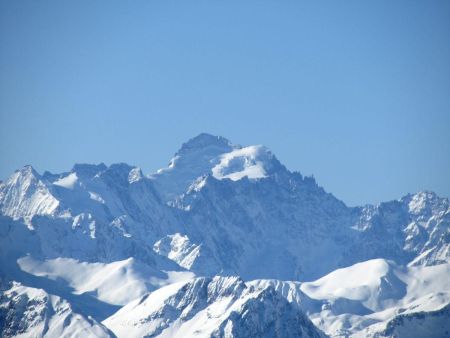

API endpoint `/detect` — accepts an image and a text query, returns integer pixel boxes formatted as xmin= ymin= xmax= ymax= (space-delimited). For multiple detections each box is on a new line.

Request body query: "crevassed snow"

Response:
xmin=211 ymin=145 xmax=268 ymax=181
xmin=53 ymin=172 xmax=78 ymax=189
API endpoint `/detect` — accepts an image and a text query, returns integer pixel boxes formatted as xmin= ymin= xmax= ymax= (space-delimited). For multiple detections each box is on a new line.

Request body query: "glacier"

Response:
xmin=0 ymin=133 xmax=449 ymax=337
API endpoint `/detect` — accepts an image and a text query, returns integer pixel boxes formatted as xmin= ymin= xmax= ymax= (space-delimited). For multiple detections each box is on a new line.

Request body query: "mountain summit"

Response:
xmin=151 ymin=133 xmax=285 ymax=200
xmin=177 ymin=133 xmax=234 ymax=155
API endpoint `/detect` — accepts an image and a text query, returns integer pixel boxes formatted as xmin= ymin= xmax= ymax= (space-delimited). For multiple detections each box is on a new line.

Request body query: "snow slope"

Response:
xmin=17 ymin=256 xmax=194 ymax=306
xmin=250 ymin=259 xmax=450 ymax=337
xmin=211 ymin=145 xmax=274 ymax=181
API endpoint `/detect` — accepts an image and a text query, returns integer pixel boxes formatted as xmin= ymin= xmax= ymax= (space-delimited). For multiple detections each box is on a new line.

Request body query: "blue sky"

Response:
xmin=1 ymin=0 xmax=449 ymax=206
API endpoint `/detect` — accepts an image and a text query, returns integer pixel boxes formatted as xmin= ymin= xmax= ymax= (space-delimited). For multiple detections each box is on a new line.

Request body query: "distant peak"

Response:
xmin=100 ymin=163 xmax=140 ymax=186
xmin=178 ymin=133 xmax=234 ymax=155
xmin=402 ymin=190 xmax=440 ymax=204
xmin=152 ymin=134 xmax=288 ymax=200
xmin=101 ymin=163 xmax=136 ymax=179
xmin=412 ymin=190 xmax=439 ymax=199
xmin=8 ymin=165 xmax=41 ymax=185
xmin=405 ymin=190 xmax=446 ymax=214
xmin=107 ymin=162 xmax=134 ymax=172
xmin=16 ymin=165 xmax=39 ymax=178
xmin=71 ymin=163 xmax=107 ymax=179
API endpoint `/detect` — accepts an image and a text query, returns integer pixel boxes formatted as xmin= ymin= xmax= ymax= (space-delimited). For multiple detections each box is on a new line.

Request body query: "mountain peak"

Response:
xmin=71 ymin=163 xmax=107 ymax=179
xmin=403 ymin=190 xmax=448 ymax=215
xmin=1 ymin=165 xmax=59 ymax=220
xmin=99 ymin=163 xmax=138 ymax=187
xmin=177 ymin=133 xmax=233 ymax=155
xmin=6 ymin=165 xmax=41 ymax=186
xmin=151 ymin=134 xmax=288 ymax=201
xmin=17 ymin=165 xmax=39 ymax=178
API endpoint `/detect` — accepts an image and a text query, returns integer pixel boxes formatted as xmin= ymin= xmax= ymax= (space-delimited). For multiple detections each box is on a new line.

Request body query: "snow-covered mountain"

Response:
xmin=1 ymin=133 xmax=449 ymax=337
xmin=103 ymin=276 xmax=326 ymax=338
xmin=250 ymin=259 xmax=450 ymax=337
xmin=0 ymin=281 xmax=113 ymax=338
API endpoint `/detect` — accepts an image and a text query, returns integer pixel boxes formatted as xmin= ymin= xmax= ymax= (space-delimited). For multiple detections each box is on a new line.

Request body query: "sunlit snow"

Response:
xmin=211 ymin=145 xmax=268 ymax=181
xmin=53 ymin=172 xmax=78 ymax=189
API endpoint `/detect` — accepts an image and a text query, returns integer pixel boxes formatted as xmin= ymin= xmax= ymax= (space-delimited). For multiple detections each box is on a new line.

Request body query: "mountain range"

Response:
xmin=1 ymin=133 xmax=449 ymax=337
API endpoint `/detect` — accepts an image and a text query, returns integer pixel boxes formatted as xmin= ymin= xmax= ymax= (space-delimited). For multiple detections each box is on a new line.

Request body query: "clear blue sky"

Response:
xmin=1 ymin=0 xmax=449 ymax=206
